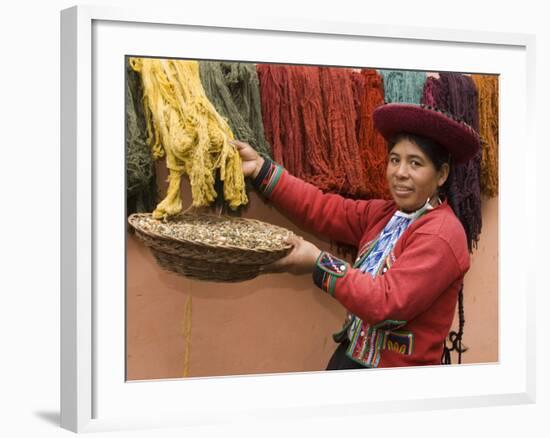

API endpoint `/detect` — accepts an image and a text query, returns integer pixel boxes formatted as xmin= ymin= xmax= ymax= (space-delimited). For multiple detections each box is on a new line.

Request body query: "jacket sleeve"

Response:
xmin=252 ymin=159 xmax=386 ymax=246
xmin=312 ymin=230 xmax=466 ymax=325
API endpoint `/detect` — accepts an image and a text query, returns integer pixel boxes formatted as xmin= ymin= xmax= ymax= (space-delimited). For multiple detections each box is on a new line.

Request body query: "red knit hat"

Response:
xmin=373 ymin=103 xmax=480 ymax=164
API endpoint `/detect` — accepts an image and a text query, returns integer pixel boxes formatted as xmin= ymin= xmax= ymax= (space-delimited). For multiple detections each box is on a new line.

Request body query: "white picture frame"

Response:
xmin=60 ymin=4 xmax=536 ymax=433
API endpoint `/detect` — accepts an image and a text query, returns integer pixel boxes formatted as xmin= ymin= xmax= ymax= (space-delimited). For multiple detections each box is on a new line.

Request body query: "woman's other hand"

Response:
xmin=262 ymin=235 xmax=322 ymax=276
xmin=231 ymin=140 xmax=265 ymax=179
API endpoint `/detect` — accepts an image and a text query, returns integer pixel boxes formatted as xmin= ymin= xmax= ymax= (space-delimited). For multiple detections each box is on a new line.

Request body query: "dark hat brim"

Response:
xmin=373 ymin=103 xmax=480 ymax=164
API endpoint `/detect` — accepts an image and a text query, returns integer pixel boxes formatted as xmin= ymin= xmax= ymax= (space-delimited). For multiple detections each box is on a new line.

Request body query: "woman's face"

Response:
xmin=386 ymin=138 xmax=449 ymax=213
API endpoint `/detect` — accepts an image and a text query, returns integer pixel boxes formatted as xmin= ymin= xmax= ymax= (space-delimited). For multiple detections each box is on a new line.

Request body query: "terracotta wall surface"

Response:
xmin=457 ymin=196 xmax=499 ymax=364
xmin=126 ymin=181 xmax=499 ymax=380
xmin=126 ymin=190 xmax=346 ymax=380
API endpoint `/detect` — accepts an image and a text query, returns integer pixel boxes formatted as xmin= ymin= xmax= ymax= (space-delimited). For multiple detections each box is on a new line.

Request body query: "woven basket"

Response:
xmin=128 ymin=213 xmax=294 ymax=282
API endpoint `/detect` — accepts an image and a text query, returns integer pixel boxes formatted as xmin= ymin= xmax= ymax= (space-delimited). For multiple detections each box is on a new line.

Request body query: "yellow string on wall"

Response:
xmin=181 ymin=293 xmax=193 ymax=377
xmin=129 ymin=58 xmax=248 ymax=219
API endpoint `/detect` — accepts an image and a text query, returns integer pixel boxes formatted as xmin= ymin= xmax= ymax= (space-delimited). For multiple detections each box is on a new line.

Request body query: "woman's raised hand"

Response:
xmin=230 ymin=140 xmax=322 ymax=276
xmin=231 ymin=140 xmax=265 ymax=179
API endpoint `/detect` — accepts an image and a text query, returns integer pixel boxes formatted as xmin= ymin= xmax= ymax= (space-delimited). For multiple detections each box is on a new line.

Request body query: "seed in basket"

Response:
xmin=131 ymin=213 xmax=292 ymax=251
xmin=128 ymin=213 xmax=294 ymax=282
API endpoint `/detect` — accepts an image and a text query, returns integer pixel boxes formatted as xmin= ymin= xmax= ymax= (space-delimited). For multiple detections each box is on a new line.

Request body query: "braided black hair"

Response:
xmin=441 ymin=283 xmax=468 ymax=364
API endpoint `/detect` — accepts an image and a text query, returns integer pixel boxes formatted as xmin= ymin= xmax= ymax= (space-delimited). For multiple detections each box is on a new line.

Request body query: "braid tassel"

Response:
xmin=441 ymin=284 xmax=468 ymax=364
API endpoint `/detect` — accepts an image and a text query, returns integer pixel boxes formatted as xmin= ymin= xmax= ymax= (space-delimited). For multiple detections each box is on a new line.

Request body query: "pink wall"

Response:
xmin=458 ymin=196 xmax=499 ymax=363
xmin=126 ymin=179 xmax=498 ymax=380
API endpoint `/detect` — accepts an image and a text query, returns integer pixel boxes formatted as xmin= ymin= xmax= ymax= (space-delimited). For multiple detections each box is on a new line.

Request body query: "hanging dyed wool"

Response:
xmin=422 ymin=72 xmax=482 ymax=251
xmin=257 ymin=64 xmax=300 ymax=173
xmin=257 ymin=64 xmax=335 ymax=190
xmin=355 ymin=69 xmax=391 ymax=199
xmin=421 ymin=76 xmax=439 ymax=107
xmin=257 ymin=64 xmax=369 ymax=197
xmin=350 ymin=70 xmax=366 ymax=142
xmin=378 ymin=69 xmax=427 ymax=104
xmin=471 ymin=74 xmax=499 ymax=197
xmin=279 ymin=66 xmax=307 ymax=179
xmin=319 ymin=67 xmax=367 ymax=197
xmin=199 ymin=61 xmax=271 ymax=158
xmin=126 ymin=63 xmax=157 ymax=215
xmin=129 ymin=58 xmax=247 ymax=219
xmin=290 ymin=66 xmax=336 ymax=190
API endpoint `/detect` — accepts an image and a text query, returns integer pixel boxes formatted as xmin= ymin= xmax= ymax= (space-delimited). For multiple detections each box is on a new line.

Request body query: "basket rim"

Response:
xmin=128 ymin=212 xmax=294 ymax=255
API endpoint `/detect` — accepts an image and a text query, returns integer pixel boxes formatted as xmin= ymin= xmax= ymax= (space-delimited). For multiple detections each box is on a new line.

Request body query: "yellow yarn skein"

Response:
xmin=129 ymin=58 xmax=248 ymax=219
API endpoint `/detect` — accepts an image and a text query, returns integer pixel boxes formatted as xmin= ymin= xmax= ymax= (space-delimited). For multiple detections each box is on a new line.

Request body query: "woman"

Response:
xmin=232 ymin=103 xmax=480 ymax=369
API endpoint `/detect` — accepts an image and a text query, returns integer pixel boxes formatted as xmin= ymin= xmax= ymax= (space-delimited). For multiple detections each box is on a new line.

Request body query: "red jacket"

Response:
xmin=257 ymin=161 xmax=470 ymax=367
